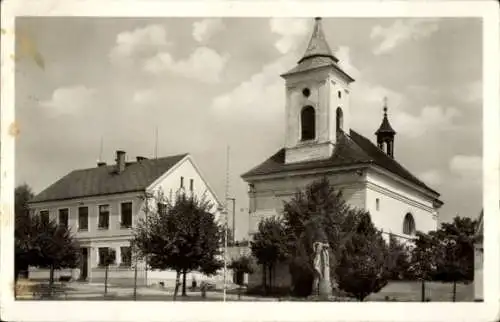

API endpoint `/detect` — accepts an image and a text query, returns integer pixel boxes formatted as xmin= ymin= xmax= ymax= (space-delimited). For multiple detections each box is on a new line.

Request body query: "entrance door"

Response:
xmin=80 ymin=248 xmax=88 ymax=280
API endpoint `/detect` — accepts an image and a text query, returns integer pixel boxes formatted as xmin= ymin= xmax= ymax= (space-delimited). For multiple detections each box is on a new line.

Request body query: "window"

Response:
xmin=157 ymin=202 xmax=167 ymax=215
xmin=98 ymin=205 xmax=110 ymax=229
xmin=40 ymin=210 xmax=49 ymax=225
xmin=302 ymin=88 xmax=310 ymax=97
xmin=336 ymin=107 xmax=344 ymax=132
xmin=180 ymin=176 xmax=184 ymax=189
xmin=375 ymin=198 xmax=380 ymax=211
xmin=78 ymin=207 xmax=89 ymax=231
xmin=338 ymin=90 xmax=342 ymax=99
xmin=403 ymin=213 xmax=416 ymax=236
xmin=190 ymin=179 xmax=194 ymax=191
xmin=301 ymin=106 xmax=315 ymax=141
xmin=98 ymin=247 xmax=116 ymax=267
xmin=120 ymin=202 xmax=133 ymax=228
xmin=58 ymin=209 xmax=69 ymax=228
xmin=120 ymin=246 xmax=132 ymax=267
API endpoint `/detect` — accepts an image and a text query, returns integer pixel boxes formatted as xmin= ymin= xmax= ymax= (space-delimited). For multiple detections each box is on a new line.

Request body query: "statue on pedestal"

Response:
xmin=312 ymin=241 xmax=332 ymax=299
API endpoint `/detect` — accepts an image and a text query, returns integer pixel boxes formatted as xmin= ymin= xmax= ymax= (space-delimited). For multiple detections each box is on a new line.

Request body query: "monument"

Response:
xmin=313 ymin=241 xmax=332 ymax=299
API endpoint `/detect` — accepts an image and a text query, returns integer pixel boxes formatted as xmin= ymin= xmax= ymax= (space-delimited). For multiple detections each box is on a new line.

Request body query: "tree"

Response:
xmin=281 ymin=177 xmax=391 ymax=299
xmin=409 ymin=231 xmax=440 ymax=301
xmin=133 ymin=191 xmax=223 ymax=297
xmin=14 ymin=184 xmax=35 ymax=280
xmin=282 ymin=177 xmax=349 ymax=297
xmin=432 ymin=216 xmax=477 ymax=301
xmin=409 ymin=216 xmax=477 ymax=302
xmin=99 ymin=248 xmax=116 ymax=295
xmin=15 ymin=184 xmax=80 ymax=291
xmin=30 ymin=215 xmax=80 ymax=291
xmin=250 ymin=216 xmax=289 ymax=293
xmin=386 ymin=234 xmax=411 ymax=280
xmin=335 ymin=211 xmax=390 ymax=301
xmin=229 ymin=255 xmax=255 ymax=299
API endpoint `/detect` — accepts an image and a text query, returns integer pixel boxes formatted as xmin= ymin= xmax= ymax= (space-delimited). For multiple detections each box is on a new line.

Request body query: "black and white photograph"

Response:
xmin=1 ymin=1 xmax=499 ymax=322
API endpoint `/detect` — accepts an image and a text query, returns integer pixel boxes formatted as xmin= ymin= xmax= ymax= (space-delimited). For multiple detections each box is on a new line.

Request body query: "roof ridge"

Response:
xmin=72 ymin=153 xmax=189 ymax=172
xmin=30 ymin=152 xmax=189 ymax=203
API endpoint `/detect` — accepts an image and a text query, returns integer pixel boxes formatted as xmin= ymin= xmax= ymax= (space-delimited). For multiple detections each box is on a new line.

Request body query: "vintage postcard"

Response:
xmin=1 ymin=0 xmax=499 ymax=321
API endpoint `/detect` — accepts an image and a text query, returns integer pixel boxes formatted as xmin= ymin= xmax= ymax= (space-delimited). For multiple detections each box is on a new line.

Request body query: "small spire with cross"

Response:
xmin=375 ymin=96 xmax=396 ymax=158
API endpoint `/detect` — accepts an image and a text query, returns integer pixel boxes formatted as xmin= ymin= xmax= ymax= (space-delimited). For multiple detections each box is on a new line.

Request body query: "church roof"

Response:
xmin=30 ymin=153 xmax=188 ymax=203
xmin=281 ymin=17 xmax=354 ymax=82
xmin=241 ymin=130 xmax=439 ymax=196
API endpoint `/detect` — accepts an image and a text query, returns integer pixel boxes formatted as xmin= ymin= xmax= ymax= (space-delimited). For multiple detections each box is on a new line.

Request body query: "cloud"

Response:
xmin=269 ymin=18 xmax=309 ymax=54
xmin=419 ymin=170 xmax=443 ymax=186
xmin=335 ymin=46 xmax=359 ymax=78
xmin=371 ymin=19 xmax=439 ymax=55
xmin=211 ymin=18 xmax=309 ymax=120
xmin=40 ymin=85 xmax=96 ymax=116
xmin=449 ymin=155 xmax=482 ymax=185
xmin=461 ymin=80 xmax=482 ymax=103
xmin=192 ymin=18 xmax=225 ymax=43
xmin=132 ymin=89 xmax=156 ymax=105
xmin=392 ymin=105 xmax=461 ymax=138
xmin=143 ymin=46 xmax=229 ymax=83
xmin=109 ymin=24 xmax=170 ymax=64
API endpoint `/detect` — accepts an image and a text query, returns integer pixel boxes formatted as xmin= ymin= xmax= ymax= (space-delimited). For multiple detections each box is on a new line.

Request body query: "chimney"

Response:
xmin=97 ymin=161 xmax=107 ymax=167
xmin=116 ymin=150 xmax=126 ymax=173
xmin=136 ymin=156 xmax=147 ymax=162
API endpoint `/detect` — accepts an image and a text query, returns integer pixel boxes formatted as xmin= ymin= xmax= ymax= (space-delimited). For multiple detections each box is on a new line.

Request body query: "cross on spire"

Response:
xmin=383 ymin=96 xmax=388 ymax=114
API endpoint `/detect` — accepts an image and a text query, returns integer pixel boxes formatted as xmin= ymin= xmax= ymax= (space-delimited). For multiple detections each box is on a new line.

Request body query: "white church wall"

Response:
xmin=365 ymin=170 xmax=438 ymax=237
xmin=247 ymin=170 xmax=365 ymax=235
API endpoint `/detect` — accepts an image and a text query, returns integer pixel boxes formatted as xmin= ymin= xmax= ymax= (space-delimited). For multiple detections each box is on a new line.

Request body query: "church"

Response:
xmin=241 ymin=18 xmax=443 ymax=286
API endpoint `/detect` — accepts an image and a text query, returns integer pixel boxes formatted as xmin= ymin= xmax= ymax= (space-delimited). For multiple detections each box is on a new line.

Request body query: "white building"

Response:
xmin=474 ymin=210 xmax=483 ymax=301
xmin=241 ymin=17 xmax=443 ymax=287
xmin=28 ymin=150 xmax=222 ymax=286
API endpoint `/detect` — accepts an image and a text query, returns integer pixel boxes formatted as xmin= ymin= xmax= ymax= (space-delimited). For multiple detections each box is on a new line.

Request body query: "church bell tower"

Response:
xmin=282 ymin=17 xmax=355 ymax=164
xmin=375 ymin=97 xmax=396 ymax=158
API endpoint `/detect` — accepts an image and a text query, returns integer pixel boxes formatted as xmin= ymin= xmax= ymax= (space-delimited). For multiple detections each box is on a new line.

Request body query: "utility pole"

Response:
xmin=154 ymin=127 xmax=158 ymax=159
xmin=227 ymin=198 xmax=236 ymax=244
xmin=223 ymin=145 xmax=230 ymax=302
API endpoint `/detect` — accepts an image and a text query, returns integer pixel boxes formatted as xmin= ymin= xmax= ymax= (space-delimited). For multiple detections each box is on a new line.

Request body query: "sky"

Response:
xmin=14 ymin=17 xmax=483 ymax=240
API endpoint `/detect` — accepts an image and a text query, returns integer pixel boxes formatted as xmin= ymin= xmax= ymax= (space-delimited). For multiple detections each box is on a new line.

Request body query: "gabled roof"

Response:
xmin=241 ymin=130 xmax=439 ymax=196
xmin=30 ymin=154 xmax=188 ymax=203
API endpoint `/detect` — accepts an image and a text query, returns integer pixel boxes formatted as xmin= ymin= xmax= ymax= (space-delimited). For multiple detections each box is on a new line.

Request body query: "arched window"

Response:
xmin=301 ymin=106 xmax=315 ymax=141
xmin=336 ymin=107 xmax=344 ymax=132
xmin=403 ymin=213 xmax=416 ymax=235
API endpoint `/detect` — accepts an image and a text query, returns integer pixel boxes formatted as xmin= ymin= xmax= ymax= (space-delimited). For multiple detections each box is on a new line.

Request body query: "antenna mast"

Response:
xmin=223 ymin=145 xmax=230 ymax=302
xmin=98 ymin=136 xmax=103 ymax=162
xmin=154 ymin=127 xmax=158 ymax=159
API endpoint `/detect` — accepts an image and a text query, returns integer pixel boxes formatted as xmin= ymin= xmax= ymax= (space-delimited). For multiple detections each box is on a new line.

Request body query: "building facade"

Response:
xmin=241 ymin=18 xmax=443 ymax=287
xmin=474 ymin=210 xmax=483 ymax=301
xmin=28 ymin=150 xmax=222 ymax=285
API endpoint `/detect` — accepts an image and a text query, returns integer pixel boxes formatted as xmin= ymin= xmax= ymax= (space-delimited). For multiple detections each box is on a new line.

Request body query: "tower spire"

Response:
xmin=298 ymin=17 xmax=338 ymax=64
xmin=376 ymin=97 xmax=396 ymax=158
